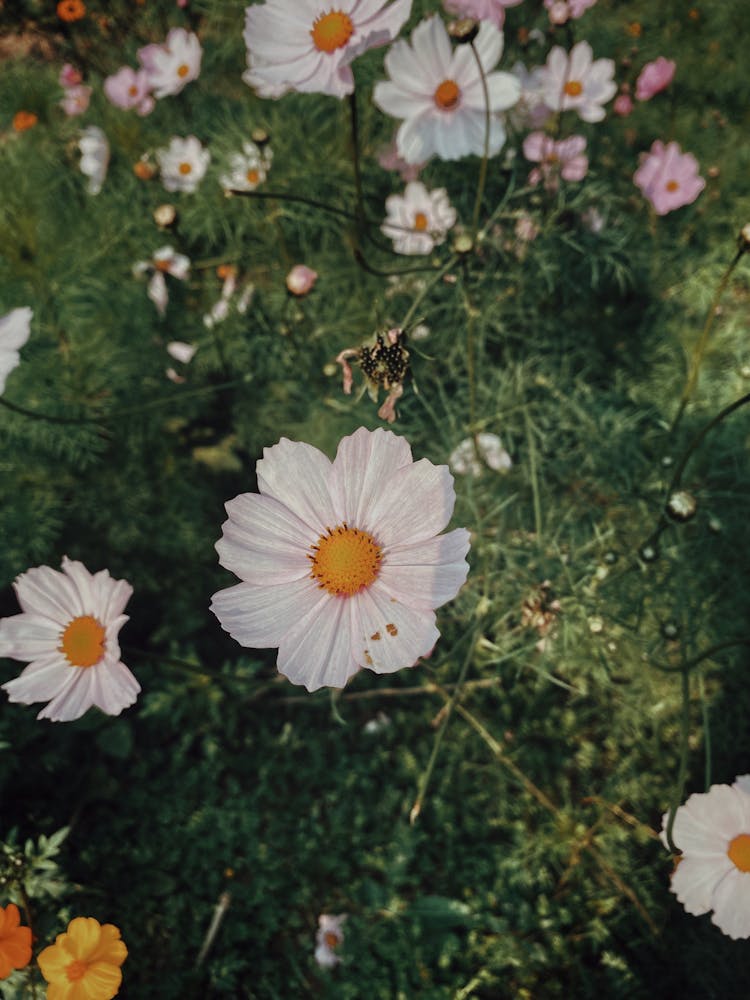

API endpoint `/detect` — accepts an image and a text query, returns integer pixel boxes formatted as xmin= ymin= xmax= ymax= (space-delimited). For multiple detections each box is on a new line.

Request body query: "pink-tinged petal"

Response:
xmin=211 ymin=578 xmax=322 ymax=649
xmin=351 ymin=581 xmax=438 ymax=674
xmin=523 ymin=131 xmax=550 ymax=162
xmin=710 ymin=869 xmax=750 ymax=939
xmin=670 ymin=855 xmax=731 ymax=916
xmin=0 ymin=614 xmax=61 ymax=659
xmin=37 ymin=668 xmax=95 ymax=721
xmin=14 ymin=565 xmax=82 ymax=623
xmin=330 ymin=426 xmax=413 ymax=527
xmin=277 ymin=593 xmax=359 ymax=691
xmin=364 ymin=456 xmax=457 ymax=546
xmin=216 ymin=493 xmax=314 ymax=585
xmin=3 ymin=656 xmax=73 ymax=705
xmin=635 ymin=57 xmax=676 ymax=101
xmin=379 ymin=528 xmax=470 ymax=610
xmin=88 ymin=661 xmax=141 ymax=716
xmin=256 ymin=438 xmax=337 ymax=534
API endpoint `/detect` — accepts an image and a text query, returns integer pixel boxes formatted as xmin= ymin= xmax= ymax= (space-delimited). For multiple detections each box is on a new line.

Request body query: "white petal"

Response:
xmin=256 ymin=438 xmax=337 ymax=535
xmin=0 ymin=613 xmax=60 ymax=659
xmin=329 ymin=427 xmax=413 ymax=527
xmin=364 ymin=457 xmax=457 ymax=547
xmin=37 ymin=668 xmax=95 ymax=722
xmin=670 ymin=855 xmax=732 ymax=916
xmin=711 ymin=869 xmax=750 ymax=939
xmin=216 ymin=492 xmax=314 ymax=585
xmin=378 ymin=528 xmax=470 ymax=610
xmin=2 ymin=655 xmax=73 ymax=705
xmin=211 ymin=577 xmax=321 ymax=648
xmin=351 ymin=581 xmax=438 ymax=675
xmin=89 ymin=661 xmax=141 ymax=716
xmin=14 ymin=565 xmax=82 ymax=624
xmin=148 ymin=272 xmax=168 ymax=316
xmin=277 ymin=593 xmax=359 ymax=691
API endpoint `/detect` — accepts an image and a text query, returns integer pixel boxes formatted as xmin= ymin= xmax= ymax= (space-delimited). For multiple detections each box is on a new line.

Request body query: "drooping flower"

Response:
xmin=78 ymin=126 xmax=110 ymax=195
xmin=0 ymin=904 xmax=32 ymax=981
xmin=381 ymin=181 xmax=457 ymax=255
xmin=57 ymin=0 xmax=86 ymax=21
xmin=286 ymin=265 xmax=318 ymax=296
xmin=0 ymin=307 xmax=32 ymax=395
xmin=635 ymin=56 xmax=676 ymax=101
xmin=156 ymin=135 xmax=210 ymax=194
xmin=133 ymin=245 xmax=190 ymax=316
xmin=219 ymin=140 xmax=273 ymax=192
xmin=103 ymin=67 xmax=155 ymax=115
xmin=522 ymin=131 xmax=588 ymax=189
xmin=449 ymin=433 xmax=512 ymax=476
xmin=0 ymin=558 xmax=140 ymax=722
xmin=662 ymin=781 xmax=750 ymax=939
xmin=210 ymin=426 xmax=471 ymax=691
xmin=543 ymin=0 xmax=596 ymax=23
xmin=242 ymin=0 xmax=412 ymax=100
xmin=314 ymin=914 xmax=346 ymax=969
xmin=137 ymin=27 xmax=202 ymax=99
xmin=203 ymin=266 xmax=254 ymax=327
xmin=374 ymin=17 xmax=520 ymax=164
xmin=38 ymin=917 xmax=127 ymax=998
xmin=443 ymin=0 xmax=523 ymax=30
xmin=540 ymin=41 xmax=616 ymax=123
xmin=633 ymin=140 xmax=705 ymax=215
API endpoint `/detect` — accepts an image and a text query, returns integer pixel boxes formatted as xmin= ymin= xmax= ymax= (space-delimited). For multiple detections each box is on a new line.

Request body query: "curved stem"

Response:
xmin=650 ymin=636 xmax=750 ymax=675
xmin=229 ymin=187 xmax=358 ymax=223
xmin=0 ymin=395 xmax=91 ymax=425
xmin=470 ymin=39 xmax=492 ymax=237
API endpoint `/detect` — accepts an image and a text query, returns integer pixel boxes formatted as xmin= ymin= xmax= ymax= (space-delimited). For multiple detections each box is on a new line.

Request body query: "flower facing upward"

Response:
xmin=38 ymin=917 xmax=127 ymax=1000
xmin=137 ymin=27 xmax=202 ymax=99
xmin=243 ymin=0 xmax=412 ymax=99
xmin=219 ymin=140 xmax=273 ymax=192
xmin=0 ymin=557 xmax=140 ymax=722
xmin=381 ymin=181 xmax=457 ymax=255
xmin=57 ymin=0 xmax=86 ymax=21
xmin=541 ymin=41 xmax=616 ymax=123
xmin=443 ymin=0 xmax=524 ymax=29
xmin=633 ymin=140 xmax=705 ymax=215
xmin=373 ymin=17 xmax=521 ymax=164
xmin=0 ymin=904 xmax=32 ymax=980
xmin=211 ymin=427 xmax=470 ymax=691
xmin=156 ymin=135 xmax=210 ymax=194
xmin=0 ymin=307 xmax=32 ymax=396
xmin=103 ymin=67 xmax=155 ymax=115
xmin=663 ymin=781 xmax=750 ymax=939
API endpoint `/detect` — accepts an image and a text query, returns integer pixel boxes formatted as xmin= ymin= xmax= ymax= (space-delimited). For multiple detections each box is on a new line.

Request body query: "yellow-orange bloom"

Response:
xmin=12 ymin=111 xmax=38 ymax=132
xmin=38 ymin=917 xmax=127 ymax=1000
xmin=57 ymin=0 xmax=86 ymax=22
xmin=0 ymin=903 xmax=32 ymax=980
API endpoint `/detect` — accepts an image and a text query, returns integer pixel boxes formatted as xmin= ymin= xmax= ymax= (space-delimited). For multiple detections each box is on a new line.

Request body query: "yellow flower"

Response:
xmin=37 ymin=917 xmax=127 ymax=1000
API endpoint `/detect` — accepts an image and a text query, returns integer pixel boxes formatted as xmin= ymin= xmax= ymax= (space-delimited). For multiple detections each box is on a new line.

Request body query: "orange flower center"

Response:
xmin=60 ymin=615 xmax=106 ymax=668
xmin=246 ymin=168 xmax=260 ymax=184
xmin=57 ymin=0 xmax=86 ymax=21
xmin=310 ymin=11 xmax=354 ymax=53
xmin=323 ymin=931 xmax=340 ymax=949
xmin=413 ymin=212 xmax=429 ymax=232
xmin=666 ymin=179 xmax=679 ymax=191
xmin=728 ymin=833 xmax=750 ymax=872
xmin=65 ymin=959 xmax=88 ymax=982
xmin=564 ymin=80 xmax=583 ymax=97
xmin=177 ymin=63 xmax=190 ymax=78
xmin=179 ymin=162 xmax=193 ymax=175
xmin=309 ymin=525 xmax=381 ymax=597
xmin=434 ymin=79 xmax=460 ymax=110
xmin=128 ymin=84 xmax=138 ymax=96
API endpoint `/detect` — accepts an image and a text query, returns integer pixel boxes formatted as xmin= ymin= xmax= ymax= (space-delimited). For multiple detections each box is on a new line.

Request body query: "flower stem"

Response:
xmin=399 ymin=254 xmax=460 ymax=331
xmin=664 ymin=666 xmax=691 ymax=855
xmin=348 ymin=91 xmax=366 ymax=232
xmin=469 ymin=39 xmax=492 ymax=238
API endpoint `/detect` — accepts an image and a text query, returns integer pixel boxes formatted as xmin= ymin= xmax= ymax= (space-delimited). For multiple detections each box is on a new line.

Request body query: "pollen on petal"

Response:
xmin=310 ymin=525 xmax=381 ymax=597
xmin=310 ymin=11 xmax=354 ymax=53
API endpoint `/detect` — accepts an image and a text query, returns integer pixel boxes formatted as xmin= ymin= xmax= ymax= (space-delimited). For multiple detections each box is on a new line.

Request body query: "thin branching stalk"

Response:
xmin=469 ymin=39 xmax=491 ymax=237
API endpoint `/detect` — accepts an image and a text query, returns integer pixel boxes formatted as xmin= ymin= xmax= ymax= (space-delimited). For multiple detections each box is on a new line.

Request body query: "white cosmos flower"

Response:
xmin=381 ymin=181 xmax=457 ymax=255
xmin=0 ymin=557 xmax=140 ymax=723
xmin=373 ymin=17 xmax=521 ymax=164
xmin=157 ymin=135 xmax=210 ymax=194
xmin=133 ymin=246 xmax=190 ymax=316
xmin=449 ymin=433 xmax=512 ymax=476
xmin=540 ymin=40 xmax=616 ymax=123
xmin=0 ymin=307 xmax=32 ymax=395
xmin=314 ymin=914 xmax=346 ymax=969
xmin=242 ymin=0 xmax=412 ymax=100
xmin=663 ymin=781 xmax=750 ymax=939
xmin=78 ymin=126 xmax=110 ymax=195
xmin=137 ymin=27 xmax=202 ymax=99
xmin=219 ymin=141 xmax=273 ymax=192
xmin=210 ymin=427 xmax=471 ymax=692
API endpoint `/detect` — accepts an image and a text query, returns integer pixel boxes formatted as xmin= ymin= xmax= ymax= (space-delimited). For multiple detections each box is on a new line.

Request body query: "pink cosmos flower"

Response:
xmin=59 ymin=84 xmax=92 ymax=116
xmin=541 ymin=40 xmax=616 ymax=123
xmin=544 ymin=0 xmax=596 ymax=23
xmin=286 ymin=265 xmax=318 ymax=296
xmin=613 ymin=92 xmax=633 ymax=116
xmin=138 ymin=27 xmax=202 ymax=99
xmin=104 ymin=67 xmax=155 ymax=115
xmin=0 ymin=557 xmax=140 ymax=722
xmin=242 ymin=0 xmax=412 ymax=100
xmin=635 ymin=57 xmax=676 ymax=101
xmin=59 ymin=64 xmax=82 ymax=88
xmin=374 ymin=17 xmax=521 ymax=164
xmin=523 ymin=131 xmax=588 ymax=189
xmin=633 ymin=140 xmax=705 ymax=215
xmin=210 ymin=426 xmax=471 ymax=691
xmin=442 ymin=0 xmax=523 ymax=30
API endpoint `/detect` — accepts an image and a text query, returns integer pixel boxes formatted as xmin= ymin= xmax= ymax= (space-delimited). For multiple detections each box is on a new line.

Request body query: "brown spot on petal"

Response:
xmin=386 ymin=623 xmax=398 ymax=637
xmin=364 ymin=650 xmax=373 ymax=665
xmin=371 ymin=631 xmax=381 ymax=641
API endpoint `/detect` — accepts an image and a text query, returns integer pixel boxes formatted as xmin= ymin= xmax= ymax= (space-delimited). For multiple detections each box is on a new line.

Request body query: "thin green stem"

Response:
xmin=698 ymin=671 xmax=711 ymax=791
xmin=348 ymin=91 xmax=366 ymax=231
xmin=650 ymin=636 xmax=750 ymax=675
xmin=469 ymin=39 xmax=491 ymax=237
xmin=229 ymin=188 xmax=358 ymax=223
xmin=0 ymin=395 xmax=91 ymax=425
xmin=399 ymin=254 xmax=460 ymax=331
xmin=665 ymin=667 xmax=691 ymax=854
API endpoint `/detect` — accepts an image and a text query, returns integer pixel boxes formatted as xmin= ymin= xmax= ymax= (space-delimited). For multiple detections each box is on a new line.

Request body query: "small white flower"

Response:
xmin=381 ymin=181 xmax=457 ymax=256
xmin=219 ymin=141 xmax=273 ymax=192
xmin=314 ymin=914 xmax=346 ymax=969
xmin=138 ymin=27 xmax=202 ymax=99
xmin=541 ymin=41 xmax=616 ymax=123
xmin=0 ymin=307 xmax=32 ymax=395
xmin=78 ymin=126 xmax=110 ymax=195
xmin=166 ymin=341 xmax=197 ymax=364
xmin=133 ymin=246 xmax=191 ymax=316
xmin=157 ymin=135 xmax=210 ymax=194
xmin=449 ymin=433 xmax=512 ymax=476
xmin=0 ymin=557 xmax=140 ymax=722
xmin=363 ymin=710 xmax=391 ymax=734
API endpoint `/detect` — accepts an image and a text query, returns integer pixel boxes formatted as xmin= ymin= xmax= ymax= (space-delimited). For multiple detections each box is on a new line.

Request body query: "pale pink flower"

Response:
xmin=523 ymin=131 xmax=588 ymax=189
xmin=138 ymin=27 xmax=202 ymax=99
xmin=374 ymin=17 xmax=521 ymax=164
xmin=541 ymin=40 xmax=616 ymax=123
xmin=315 ymin=914 xmax=346 ymax=969
xmin=59 ymin=64 xmax=82 ymax=88
xmin=210 ymin=426 xmax=471 ymax=691
xmin=544 ymin=0 xmax=596 ymax=23
xmin=104 ymin=67 xmax=155 ymax=115
xmin=381 ymin=181 xmax=457 ymax=255
xmin=633 ymin=140 xmax=705 ymax=215
xmin=242 ymin=0 xmax=411 ymax=100
xmin=157 ymin=135 xmax=210 ymax=194
xmin=60 ymin=84 xmax=92 ymax=117
xmin=613 ymin=92 xmax=633 ymax=116
xmin=635 ymin=57 xmax=676 ymax=101
xmin=286 ymin=265 xmax=318 ymax=296
xmin=133 ymin=246 xmax=190 ymax=316
xmin=0 ymin=307 xmax=32 ymax=395
xmin=0 ymin=557 xmax=140 ymax=723
xmin=443 ymin=0 xmax=523 ymax=30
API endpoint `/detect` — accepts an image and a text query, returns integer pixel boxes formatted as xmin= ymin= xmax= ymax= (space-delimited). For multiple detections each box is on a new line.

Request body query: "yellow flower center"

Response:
xmin=310 ymin=11 xmax=354 ymax=53
xmin=246 ymin=168 xmax=260 ymax=184
xmin=177 ymin=63 xmax=190 ymax=78
xmin=309 ymin=525 xmax=381 ymax=597
xmin=564 ymin=80 xmax=583 ymax=97
xmin=323 ymin=931 xmax=340 ymax=949
xmin=728 ymin=833 xmax=750 ymax=872
xmin=60 ymin=615 xmax=106 ymax=668
xmin=413 ymin=212 xmax=429 ymax=231
xmin=66 ymin=960 xmax=88 ymax=982
xmin=179 ymin=162 xmax=193 ymax=175
xmin=666 ymin=179 xmax=679 ymax=191
xmin=434 ymin=79 xmax=460 ymax=110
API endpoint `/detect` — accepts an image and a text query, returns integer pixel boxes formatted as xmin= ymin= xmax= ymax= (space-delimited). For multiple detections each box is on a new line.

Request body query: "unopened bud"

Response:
xmin=739 ymin=224 xmax=750 ymax=252
xmin=251 ymin=127 xmax=270 ymax=147
xmin=447 ymin=18 xmax=479 ymax=44
xmin=666 ymin=490 xmax=697 ymax=523
xmin=153 ymin=203 xmax=177 ymax=228
xmin=453 ymin=233 xmax=474 ymax=255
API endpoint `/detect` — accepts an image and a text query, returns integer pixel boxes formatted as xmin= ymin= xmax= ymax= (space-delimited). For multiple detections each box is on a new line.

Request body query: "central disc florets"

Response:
xmin=728 ymin=833 xmax=750 ymax=872
xmin=60 ymin=615 xmax=106 ymax=668
xmin=309 ymin=524 xmax=381 ymax=596
xmin=311 ymin=10 xmax=354 ymax=53
xmin=434 ymin=79 xmax=460 ymax=110
xmin=564 ymin=80 xmax=583 ymax=97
